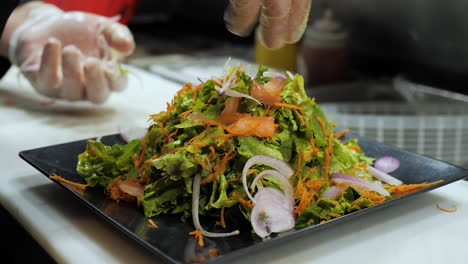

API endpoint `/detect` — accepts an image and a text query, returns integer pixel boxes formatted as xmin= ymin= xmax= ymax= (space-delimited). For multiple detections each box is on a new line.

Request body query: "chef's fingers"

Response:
xmin=224 ymin=0 xmax=262 ymax=36
xmin=286 ymin=0 xmax=311 ymax=43
xmin=60 ymin=45 xmax=85 ymax=101
xmin=36 ymin=38 xmax=63 ymax=97
xmin=84 ymin=58 xmax=110 ymax=104
xmin=102 ymin=22 xmax=135 ymax=56
xmin=103 ymin=61 xmax=127 ymax=92
xmin=258 ymin=0 xmax=291 ymax=49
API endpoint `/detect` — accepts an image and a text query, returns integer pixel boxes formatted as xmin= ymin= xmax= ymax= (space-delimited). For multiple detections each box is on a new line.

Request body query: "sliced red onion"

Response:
xmin=254 ymin=187 xmax=293 ymax=211
xmin=286 ymin=71 xmax=295 ymax=80
xmin=331 ymin=173 xmax=390 ymax=196
xmin=322 ymin=186 xmax=340 ymax=199
xmin=264 ymin=71 xmax=286 ymax=80
xmin=250 ymin=194 xmax=295 ymax=238
xmin=119 ymin=126 xmax=147 ymax=143
xmin=221 ymin=88 xmax=261 ymax=104
xmin=216 ymin=64 xmax=261 ymax=104
xmin=250 ymin=170 xmax=294 ymax=208
xmin=367 ymin=165 xmax=403 ymax=186
xmin=374 ymin=156 xmax=400 ymax=173
xmin=192 ymin=174 xmax=240 ymax=237
xmin=242 ymin=155 xmax=295 ymax=202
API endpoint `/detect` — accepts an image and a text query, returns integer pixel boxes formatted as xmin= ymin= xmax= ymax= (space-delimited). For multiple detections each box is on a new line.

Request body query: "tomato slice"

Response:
xmin=216 ymin=113 xmax=251 ymax=125
xmin=221 ymin=97 xmax=240 ymax=115
xmin=226 ymin=116 xmax=276 ymax=137
xmin=251 ymin=79 xmax=285 ymax=106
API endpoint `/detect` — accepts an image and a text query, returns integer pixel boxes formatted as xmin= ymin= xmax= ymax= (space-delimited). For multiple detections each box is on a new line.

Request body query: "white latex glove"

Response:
xmin=8 ymin=4 xmax=135 ymax=104
xmin=224 ymin=0 xmax=312 ymax=49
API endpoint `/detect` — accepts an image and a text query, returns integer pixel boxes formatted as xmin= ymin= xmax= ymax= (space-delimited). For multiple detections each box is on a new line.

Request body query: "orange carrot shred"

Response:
xmin=178 ymin=109 xmax=195 ymax=118
xmin=294 ymin=191 xmax=316 ymax=215
xmin=327 ymin=213 xmax=341 ymax=218
xmin=189 ymin=229 xmax=204 ymax=247
xmin=436 ymin=204 xmax=458 ymax=213
xmin=315 ymin=115 xmax=330 ymax=136
xmin=335 ymin=128 xmax=350 ymax=139
xmin=220 ymin=206 xmax=227 ymax=229
xmin=232 ymin=193 xmax=253 ymax=208
xmin=274 ymin=102 xmax=304 ymax=113
xmin=49 ymin=174 xmax=88 ymax=190
xmin=346 ymin=145 xmax=362 ymax=152
xmin=148 ymin=219 xmax=159 ymax=228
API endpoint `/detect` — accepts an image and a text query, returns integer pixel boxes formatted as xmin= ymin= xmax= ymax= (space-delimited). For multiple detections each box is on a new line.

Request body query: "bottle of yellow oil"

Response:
xmin=255 ymin=30 xmax=298 ymax=72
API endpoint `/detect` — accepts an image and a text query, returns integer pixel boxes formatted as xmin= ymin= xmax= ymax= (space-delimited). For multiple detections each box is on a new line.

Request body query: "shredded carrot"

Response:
xmin=315 ymin=115 xmax=330 ymax=136
xmin=194 ymin=151 xmax=211 ymax=172
xmin=304 ymin=136 xmax=319 ymax=160
xmin=360 ymin=191 xmax=386 ymax=204
xmin=49 ymin=174 xmax=88 ymax=190
xmin=219 ymin=206 xmax=227 ymax=229
xmin=346 ymin=145 xmax=362 ymax=152
xmin=294 ymin=190 xmax=316 ymax=215
xmin=305 ymin=178 xmax=327 ymax=191
xmin=294 ymin=109 xmax=309 ymax=128
xmin=264 ymin=106 xmax=279 ymax=116
xmin=148 ymin=219 xmax=159 ymax=228
xmin=274 ymin=102 xmax=304 ymax=113
xmin=387 ymin=180 xmax=443 ymax=197
xmin=294 ymin=175 xmax=308 ymax=197
xmin=214 ymin=79 xmax=222 ymax=87
xmin=149 ymin=111 xmax=165 ymax=120
xmin=436 ymin=204 xmax=458 ymax=213
xmin=335 ymin=128 xmax=350 ymax=139
xmin=315 ymin=197 xmax=341 ymax=207
xmin=207 ymin=94 xmax=216 ymax=104
xmin=155 ymin=120 xmax=169 ymax=137
xmin=226 ymin=175 xmax=241 ymax=183
xmin=232 ymin=193 xmax=253 ymax=208
xmin=166 ymin=101 xmax=176 ymax=111
xmin=144 ymin=155 xmax=160 ymax=166
xmin=327 ymin=212 xmax=342 ymax=218
xmin=214 ymin=133 xmax=235 ymax=147
xmin=208 ymin=248 xmax=218 ymax=258
xmin=201 ymin=152 xmax=235 ymax=184
xmin=163 ymin=129 xmax=178 ymax=144
xmin=178 ymin=109 xmax=195 ymax=118
xmin=189 ymin=229 xmax=204 ymax=247
xmin=194 ymin=82 xmax=204 ymax=91
xmin=294 ymin=154 xmax=303 ymax=177
xmin=304 ymin=167 xmax=317 ymax=179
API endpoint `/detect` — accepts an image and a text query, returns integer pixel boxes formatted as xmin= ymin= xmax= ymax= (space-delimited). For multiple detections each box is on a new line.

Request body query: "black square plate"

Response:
xmin=19 ymin=133 xmax=468 ymax=264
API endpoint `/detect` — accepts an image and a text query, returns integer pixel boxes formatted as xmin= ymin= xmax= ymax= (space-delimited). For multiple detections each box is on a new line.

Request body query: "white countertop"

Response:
xmin=1 ymin=66 xmax=468 ymax=264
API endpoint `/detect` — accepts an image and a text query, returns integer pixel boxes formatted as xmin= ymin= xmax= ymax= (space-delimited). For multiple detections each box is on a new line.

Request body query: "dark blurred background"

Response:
xmin=127 ymin=0 xmax=468 ymax=92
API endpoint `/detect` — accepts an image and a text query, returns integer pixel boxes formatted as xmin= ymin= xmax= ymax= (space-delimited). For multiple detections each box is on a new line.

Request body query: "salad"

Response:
xmin=76 ymin=65 xmax=439 ymax=241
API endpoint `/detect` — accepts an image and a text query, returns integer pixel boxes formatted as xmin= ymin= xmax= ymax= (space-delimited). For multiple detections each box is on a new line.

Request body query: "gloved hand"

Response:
xmin=224 ymin=0 xmax=312 ymax=49
xmin=8 ymin=3 xmax=135 ymax=104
